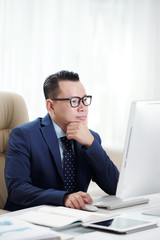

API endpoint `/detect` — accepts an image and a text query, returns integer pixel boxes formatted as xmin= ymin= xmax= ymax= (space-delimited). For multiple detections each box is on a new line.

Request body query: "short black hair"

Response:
xmin=43 ymin=70 xmax=79 ymax=100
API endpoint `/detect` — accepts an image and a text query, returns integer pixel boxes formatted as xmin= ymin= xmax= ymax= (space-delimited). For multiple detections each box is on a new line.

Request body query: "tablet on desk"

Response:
xmin=82 ymin=216 xmax=157 ymax=234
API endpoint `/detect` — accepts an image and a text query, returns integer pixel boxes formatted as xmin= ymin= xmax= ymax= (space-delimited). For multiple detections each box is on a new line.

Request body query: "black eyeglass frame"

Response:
xmin=51 ymin=95 xmax=92 ymax=108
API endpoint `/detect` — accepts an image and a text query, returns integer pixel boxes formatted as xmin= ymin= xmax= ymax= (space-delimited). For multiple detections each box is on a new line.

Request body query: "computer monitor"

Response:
xmin=116 ymin=100 xmax=160 ymax=199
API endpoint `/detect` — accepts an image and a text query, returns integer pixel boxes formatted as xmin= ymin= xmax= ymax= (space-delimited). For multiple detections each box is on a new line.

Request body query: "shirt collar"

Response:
xmin=52 ymin=120 xmax=66 ymax=139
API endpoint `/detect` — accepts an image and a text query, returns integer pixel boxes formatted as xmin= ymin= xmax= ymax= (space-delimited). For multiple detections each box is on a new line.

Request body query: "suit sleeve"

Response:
xmin=5 ymin=127 xmax=67 ymax=210
xmin=85 ymin=132 xmax=119 ymax=195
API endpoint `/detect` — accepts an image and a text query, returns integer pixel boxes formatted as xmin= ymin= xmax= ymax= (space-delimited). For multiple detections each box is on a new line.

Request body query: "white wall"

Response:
xmin=1 ymin=0 xmax=160 ymax=152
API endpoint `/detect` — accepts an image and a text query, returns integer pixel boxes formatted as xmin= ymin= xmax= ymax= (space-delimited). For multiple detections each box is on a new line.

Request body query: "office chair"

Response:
xmin=0 ymin=92 xmax=29 ymax=211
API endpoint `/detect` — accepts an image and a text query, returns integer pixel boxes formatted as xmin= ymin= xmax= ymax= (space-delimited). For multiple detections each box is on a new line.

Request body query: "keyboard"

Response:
xmin=93 ymin=195 xmax=149 ymax=210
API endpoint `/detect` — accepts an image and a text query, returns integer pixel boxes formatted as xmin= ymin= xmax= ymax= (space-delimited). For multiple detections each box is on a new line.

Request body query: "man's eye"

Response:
xmin=72 ymin=99 xmax=78 ymax=104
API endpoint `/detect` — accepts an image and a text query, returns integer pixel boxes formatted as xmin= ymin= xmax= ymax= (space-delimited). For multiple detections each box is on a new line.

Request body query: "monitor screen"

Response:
xmin=116 ymin=100 xmax=160 ymax=199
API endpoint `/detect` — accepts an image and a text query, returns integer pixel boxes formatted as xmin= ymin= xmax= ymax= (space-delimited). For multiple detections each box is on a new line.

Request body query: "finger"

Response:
xmin=80 ymin=192 xmax=93 ymax=205
xmin=69 ymin=201 xmax=75 ymax=209
xmin=64 ymin=193 xmax=81 ymax=209
xmin=70 ymin=194 xmax=86 ymax=209
xmin=66 ymin=199 xmax=75 ymax=209
xmin=74 ymin=194 xmax=86 ymax=209
xmin=66 ymin=132 xmax=79 ymax=140
xmin=65 ymin=195 xmax=78 ymax=209
xmin=67 ymin=122 xmax=77 ymax=129
xmin=64 ymin=194 xmax=74 ymax=208
xmin=67 ymin=122 xmax=83 ymax=130
xmin=66 ymin=134 xmax=75 ymax=140
xmin=66 ymin=130 xmax=79 ymax=140
xmin=75 ymin=191 xmax=93 ymax=205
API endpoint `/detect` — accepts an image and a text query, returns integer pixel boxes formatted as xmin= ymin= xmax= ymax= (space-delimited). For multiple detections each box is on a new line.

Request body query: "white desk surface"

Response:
xmin=5 ymin=194 xmax=160 ymax=240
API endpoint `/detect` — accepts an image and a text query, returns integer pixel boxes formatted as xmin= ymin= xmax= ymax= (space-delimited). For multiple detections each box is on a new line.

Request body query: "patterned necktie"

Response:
xmin=61 ymin=136 xmax=76 ymax=192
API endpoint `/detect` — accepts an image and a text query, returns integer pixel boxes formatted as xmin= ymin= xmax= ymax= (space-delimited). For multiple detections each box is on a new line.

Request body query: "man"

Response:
xmin=5 ymin=70 xmax=119 ymax=211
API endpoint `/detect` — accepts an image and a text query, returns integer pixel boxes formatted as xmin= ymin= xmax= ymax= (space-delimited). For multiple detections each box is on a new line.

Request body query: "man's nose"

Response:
xmin=78 ymin=100 xmax=86 ymax=111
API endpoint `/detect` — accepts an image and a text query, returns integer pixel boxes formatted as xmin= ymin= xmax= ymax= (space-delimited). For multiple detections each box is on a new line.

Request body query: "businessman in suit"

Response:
xmin=5 ymin=70 xmax=119 ymax=211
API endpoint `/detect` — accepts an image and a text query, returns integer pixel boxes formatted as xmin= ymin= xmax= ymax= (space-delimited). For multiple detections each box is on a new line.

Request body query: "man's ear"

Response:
xmin=46 ymin=99 xmax=54 ymax=113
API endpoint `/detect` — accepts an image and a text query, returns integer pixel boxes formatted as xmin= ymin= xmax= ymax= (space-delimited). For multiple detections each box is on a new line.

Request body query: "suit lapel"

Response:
xmin=40 ymin=114 xmax=63 ymax=181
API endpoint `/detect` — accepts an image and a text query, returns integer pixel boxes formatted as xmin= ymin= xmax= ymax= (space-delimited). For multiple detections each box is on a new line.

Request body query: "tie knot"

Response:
xmin=61 ymin=136 xmax=72 ymax=150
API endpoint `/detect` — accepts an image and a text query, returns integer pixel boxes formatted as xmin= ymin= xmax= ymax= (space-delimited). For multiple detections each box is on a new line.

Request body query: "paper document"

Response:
xmin=0 ymin=216 xmax=61 ymax=240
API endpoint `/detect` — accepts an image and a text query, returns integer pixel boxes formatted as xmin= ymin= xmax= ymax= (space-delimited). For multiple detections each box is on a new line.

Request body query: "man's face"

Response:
xmin=50 ymin=81 xmax=89 ymax=132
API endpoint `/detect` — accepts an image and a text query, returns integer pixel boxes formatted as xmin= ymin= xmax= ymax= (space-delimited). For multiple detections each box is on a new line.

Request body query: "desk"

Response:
xmin=5 ymin=194 xmax=160 ymax=240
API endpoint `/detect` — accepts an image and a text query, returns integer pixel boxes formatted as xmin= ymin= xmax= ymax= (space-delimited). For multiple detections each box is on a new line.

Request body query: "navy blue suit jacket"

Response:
xmin=5 ymin=114 xmax=119 ymax=211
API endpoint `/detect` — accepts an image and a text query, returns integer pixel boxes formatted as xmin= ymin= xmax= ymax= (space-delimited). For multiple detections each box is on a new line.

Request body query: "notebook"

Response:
xmin=17 ymin=206 xmax=106 ymax=230
xmin=94 ymin=100 xmax=160 ymax=209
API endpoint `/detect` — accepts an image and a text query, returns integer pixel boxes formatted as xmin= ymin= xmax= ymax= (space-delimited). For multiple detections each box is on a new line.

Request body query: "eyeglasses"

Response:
xmin=52 ymin=95 xmax=92 ymax=108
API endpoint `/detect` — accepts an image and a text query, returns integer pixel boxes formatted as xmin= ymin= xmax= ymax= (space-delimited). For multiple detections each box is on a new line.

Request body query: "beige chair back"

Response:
xmin=0 ymin=92 xmax=29 ymax=209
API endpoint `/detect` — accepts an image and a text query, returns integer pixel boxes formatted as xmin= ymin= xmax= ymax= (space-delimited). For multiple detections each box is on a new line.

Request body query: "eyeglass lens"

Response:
xmin=70 ymin=96 xmax=91 ymax=107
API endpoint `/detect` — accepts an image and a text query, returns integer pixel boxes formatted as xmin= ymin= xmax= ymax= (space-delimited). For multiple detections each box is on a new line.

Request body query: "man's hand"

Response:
xmin=66 ymin=122 xmax=94 ymax=148
xmin=64 ymin=191 xmax=93 ymax=209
